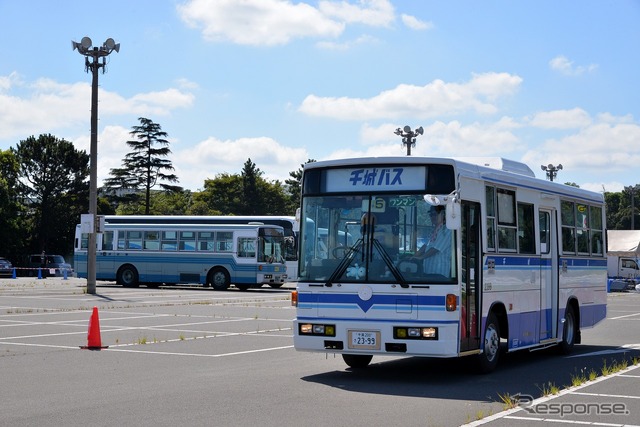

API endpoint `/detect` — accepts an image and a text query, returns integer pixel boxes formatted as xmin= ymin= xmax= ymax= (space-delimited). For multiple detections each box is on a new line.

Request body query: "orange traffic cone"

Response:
xmin=80 ymin=306 xmax=108 ymax=350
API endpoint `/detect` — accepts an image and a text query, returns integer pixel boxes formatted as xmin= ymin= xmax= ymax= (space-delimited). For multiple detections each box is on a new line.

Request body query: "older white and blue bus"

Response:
xmin=292 ymin=157 xmax=606 ymax=372
xmin=74 ymin=222 xmax=287 ymax=290
xmin=102 ymin=215 xmax=300 ymax=280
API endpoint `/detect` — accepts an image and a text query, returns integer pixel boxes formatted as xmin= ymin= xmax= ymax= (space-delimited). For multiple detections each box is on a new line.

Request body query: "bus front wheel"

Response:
xmin=208 ymin=268 xmax=230 ymax=291
xmin=477 ymin=312 xmax=500 ymax=373
xmin=117 ymin=265 xmax=139 ymax=288
xmin=342 ymin=354 xmax=372 ymax=369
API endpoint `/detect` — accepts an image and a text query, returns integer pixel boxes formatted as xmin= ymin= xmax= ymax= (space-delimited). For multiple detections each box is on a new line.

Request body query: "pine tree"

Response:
xmin=104 ymin=117 xmax=182 ymax=214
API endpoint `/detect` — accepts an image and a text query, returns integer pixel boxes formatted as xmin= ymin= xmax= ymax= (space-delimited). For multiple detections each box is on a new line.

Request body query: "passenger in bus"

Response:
xmin=412 ymin=205 xmax=451 ymax=277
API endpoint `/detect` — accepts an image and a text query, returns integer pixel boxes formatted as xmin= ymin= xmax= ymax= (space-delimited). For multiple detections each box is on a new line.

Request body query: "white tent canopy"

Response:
xmin=607 ymin=230 xmax=640 ymax=256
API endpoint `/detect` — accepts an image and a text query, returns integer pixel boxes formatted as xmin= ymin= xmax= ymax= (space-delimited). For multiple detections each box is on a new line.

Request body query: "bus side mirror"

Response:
xmin=446 ymin=202 xmax=461 ymax=230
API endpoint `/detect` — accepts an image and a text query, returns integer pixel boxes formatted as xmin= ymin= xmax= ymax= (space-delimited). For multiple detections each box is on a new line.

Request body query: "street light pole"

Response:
xmin=394 ymin=125 xmax=424 ymax=156
xmin=72 ymin=37 xmax=119 ymax=294
xmin=541 ymin=163 xmax=563 ymax=182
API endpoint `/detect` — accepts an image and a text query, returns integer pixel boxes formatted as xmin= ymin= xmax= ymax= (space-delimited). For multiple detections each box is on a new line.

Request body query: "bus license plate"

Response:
xmin=348 ymin=330 xmax=380 ymax=350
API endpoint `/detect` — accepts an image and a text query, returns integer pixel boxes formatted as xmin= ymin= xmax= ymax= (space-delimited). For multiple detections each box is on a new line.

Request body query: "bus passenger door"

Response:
xmin=460 ymin=201 xmax=481 ymax=352
xmin=539 ymin=210 xmax=557 ymax=341
xmin=96 ymin=231 xmax=114 ymax=278
xmin=235 ymin=232 xmax=258 ymax=280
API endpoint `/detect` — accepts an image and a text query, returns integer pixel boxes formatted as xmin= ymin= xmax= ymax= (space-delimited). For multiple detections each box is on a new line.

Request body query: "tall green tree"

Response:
xmin=241 ymin=159 xmax=262 ymax=215
xmin=285 ymin=159 xmax=315 ymax=212
xmin=188 ymin=158 xmax=294 ymax=216
xmin=14 ymin=134 xmax=89 ymax=257
xmin=0 ymin=149 xmax=27 ymax=261
xmin=192 ymin=173 xmax=243 ymax=215
xmin=104 ymin=117 xmax=182 ymax=214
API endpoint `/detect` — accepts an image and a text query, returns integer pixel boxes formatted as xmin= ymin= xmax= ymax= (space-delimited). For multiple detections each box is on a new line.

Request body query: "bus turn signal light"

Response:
xmin=291 ymin=291 xmax=298 ymax=307
xmin=446 ymin=294 xmax=457 ymax=311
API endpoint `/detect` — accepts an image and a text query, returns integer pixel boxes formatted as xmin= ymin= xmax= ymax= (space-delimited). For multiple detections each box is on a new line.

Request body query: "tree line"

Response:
xmin=1 ymin=116 xmax=638 ymax=264
xmin=0 ymin=118 xmax=311 ymax=264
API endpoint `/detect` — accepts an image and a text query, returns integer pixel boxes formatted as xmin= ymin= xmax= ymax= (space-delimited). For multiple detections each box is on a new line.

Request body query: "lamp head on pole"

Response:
xmin=394 ymin=125 xmax=423 ymax=156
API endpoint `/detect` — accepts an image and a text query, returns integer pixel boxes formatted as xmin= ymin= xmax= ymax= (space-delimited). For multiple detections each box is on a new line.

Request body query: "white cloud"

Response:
xmin=360 ymin=122 xmax=400 ymax=144
xmin=319 ymin=0 xmax=395 ymax=27
xmin=549 ymin=55 xmax=598 ymax=76
xmin=72 ymin=130 xmax=310 ymax=192
xmin=316 ymin=34 xmax=378 ymax=50
xmin=299 ymin=72 xmax=523 ymax=120
xmin=71 ymin=125 xmax=133 ymax=187
xmin=528 ymin=108 xmax=592 ymax=129
xmin=173 ymin=136 xmax=309 ymax=190
xmin=337 ymin=119 xmax=522 ymax=159
xmin=0 ymin=75 xmax=193 ymax=142
xmin=177 ymin=0 xmax=399 ymax=46
xmin=582 ymin=181 xmax=622 ymax=193
xmin=401 ymin=14 xmax=433 ymax=31
xmin=522 ymin=120 xmax=640 ymax=176
xmin=0 ymin=71 xmax=22 ymax=92
xmin=177 ymin=0 xmax=345 ymax=46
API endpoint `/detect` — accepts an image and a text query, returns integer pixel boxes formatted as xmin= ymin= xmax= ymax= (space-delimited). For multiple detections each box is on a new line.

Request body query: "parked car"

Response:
xmin=0 ymin=257 xmax=13 ymax=278
xmin=27 ymin=254 xmax=73 ymax=277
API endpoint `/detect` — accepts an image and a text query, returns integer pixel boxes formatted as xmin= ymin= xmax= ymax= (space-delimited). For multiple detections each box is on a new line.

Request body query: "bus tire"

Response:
xmin=342 ymin=354 xmax=372 ymax=369
xmin=477 ymin=312 xmax=500 ymax=374
xmin=208 ymin=268 xmax=230 ymax=291
xmin=117 ymin=265 xmax=139 ymax=288
xmin=558 ymin=305 xmax=577 ymax=355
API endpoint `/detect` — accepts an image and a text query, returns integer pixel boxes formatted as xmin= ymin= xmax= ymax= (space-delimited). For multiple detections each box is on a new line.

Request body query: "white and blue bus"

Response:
xmin=101 ymin=215 xmax=300 ymax=280
xmin=74 ymin=222 xmax=287 ymax=290
xmin=292 ymin=156 xmax=607 ymax=372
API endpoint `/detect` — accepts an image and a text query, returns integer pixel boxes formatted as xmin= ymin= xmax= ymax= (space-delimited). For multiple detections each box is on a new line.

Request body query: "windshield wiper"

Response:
xmin=371 ymin=239 xmax=409 ymax=288
xmin=325 ymin=239 xmax=362 ymax=287
xmin=324 ymin=238 xmax=408 ymax=289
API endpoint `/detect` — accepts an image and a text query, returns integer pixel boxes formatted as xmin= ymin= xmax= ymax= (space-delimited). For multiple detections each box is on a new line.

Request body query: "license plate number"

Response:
xmin=348 ymin=330 xmax=380 ymax=350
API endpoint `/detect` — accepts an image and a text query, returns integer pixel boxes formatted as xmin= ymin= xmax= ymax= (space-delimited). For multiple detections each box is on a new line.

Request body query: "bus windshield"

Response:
xmin=299 ymin=193 xmax=457 ymax=284
xmin=258 ymin=228 xmax=286 ymax=263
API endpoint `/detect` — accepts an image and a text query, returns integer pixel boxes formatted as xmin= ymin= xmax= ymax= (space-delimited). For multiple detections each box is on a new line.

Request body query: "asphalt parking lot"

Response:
xmin=1 ymin=277 xmax=639 ymax=427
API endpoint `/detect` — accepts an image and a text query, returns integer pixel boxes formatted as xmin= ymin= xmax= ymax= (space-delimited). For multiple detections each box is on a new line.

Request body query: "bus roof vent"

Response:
xmin=455 ymin=157 xmax=536 ymax=178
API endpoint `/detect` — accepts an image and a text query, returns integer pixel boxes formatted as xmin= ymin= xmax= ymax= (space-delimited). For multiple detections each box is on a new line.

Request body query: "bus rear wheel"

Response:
xmin=208 ymin=268 xmax=230 ymax=291
xmin=558 ymin=305 xmax=577 ymax=355
xmin=117 ymin=265 xmax=139 ymax=288
xmin=342 ymin=354 xmax=372 ymax=369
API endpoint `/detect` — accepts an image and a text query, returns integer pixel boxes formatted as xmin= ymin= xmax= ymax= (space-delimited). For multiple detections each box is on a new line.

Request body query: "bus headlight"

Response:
xmin=394 ymin=327 xmax=438 ymax=340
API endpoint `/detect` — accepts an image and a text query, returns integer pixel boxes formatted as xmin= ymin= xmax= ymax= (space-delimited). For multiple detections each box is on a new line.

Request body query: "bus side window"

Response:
xmin=216 ymin=232 xmax=233 ymax=252
xmin=102 ymin=231 xmax=114 ymax=251
xmin=238 ymin=238 xmax=256 ymax=258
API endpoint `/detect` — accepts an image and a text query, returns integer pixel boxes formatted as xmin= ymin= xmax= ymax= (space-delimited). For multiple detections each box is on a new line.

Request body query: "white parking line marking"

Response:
xmin=0 ymin=340 xmax=294 ymax=357
xmin=610 ymin=312 xmax=640 ymax=320
xmin=567 ymin=343 xmax=640 ymax=358
xmin=503 ymin=415 xmax=638 ymax=425
xmin=108 ymin=345 xmax=294 ymax=357
xmin=571 ymin=391 xmax=640 ymax=400
xmin=462 ymin=364 xmax=640 ymax=426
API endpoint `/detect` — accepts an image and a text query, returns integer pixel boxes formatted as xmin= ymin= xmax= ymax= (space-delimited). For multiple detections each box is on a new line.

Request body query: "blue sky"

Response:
xmin=1 ymin=0 xmax=639 ymax=193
